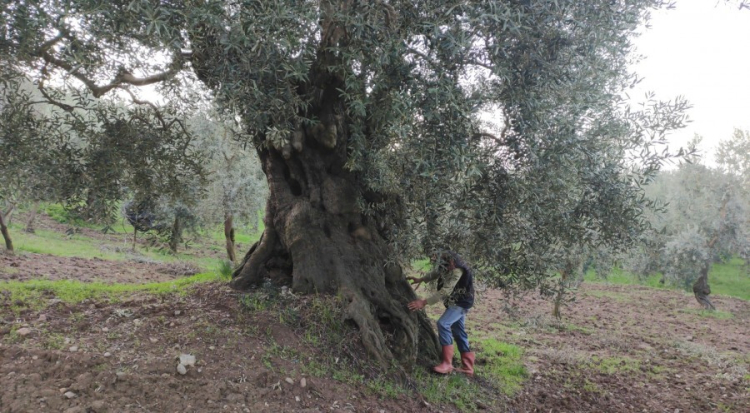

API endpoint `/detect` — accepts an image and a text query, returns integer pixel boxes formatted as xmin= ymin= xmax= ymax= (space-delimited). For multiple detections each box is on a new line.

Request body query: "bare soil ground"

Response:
xmin=473 ymin=286 xmax=750 ymax=412
xmin=0 ymin=253 xmax=200 ymax=284
xmin=1 ymin=227 xmax=749 ymax=412
xmin=1 ymin=280 xmax=430 ymax=413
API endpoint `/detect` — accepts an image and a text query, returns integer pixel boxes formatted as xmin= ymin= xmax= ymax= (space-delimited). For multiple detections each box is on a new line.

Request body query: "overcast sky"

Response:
xmin=629 ymin=0 xmax=750 ymax=164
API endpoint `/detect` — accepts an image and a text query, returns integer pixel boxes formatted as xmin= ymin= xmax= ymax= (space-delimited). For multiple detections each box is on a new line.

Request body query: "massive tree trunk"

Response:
xmin=231 ymin=147 xmax=439 ymax=371
xmin=692 ymin=264 xmax=715 ymax=310
xmin=229 ymin=85 xmax=439 ymax=373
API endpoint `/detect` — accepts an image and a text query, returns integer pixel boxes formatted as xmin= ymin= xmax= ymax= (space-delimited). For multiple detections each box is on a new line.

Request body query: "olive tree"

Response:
xmin=0 ymin=76 xmax=68 ymax=251
xmin=2 ymin=0 xmax=693 ymax=369
xmin=189 ymin=110 xmax=267 ymax=262
xmin=620 ymin=136 xmax=749 ymax=309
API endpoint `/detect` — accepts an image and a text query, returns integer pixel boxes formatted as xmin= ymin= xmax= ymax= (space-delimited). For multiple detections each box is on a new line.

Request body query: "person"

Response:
xmin=407 ymin=250 xmax=475 ymax=376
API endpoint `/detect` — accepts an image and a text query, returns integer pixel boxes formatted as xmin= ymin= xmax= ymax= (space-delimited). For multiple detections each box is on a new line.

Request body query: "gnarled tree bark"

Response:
xmin=226 ymin=83 xmax=439 ymax=373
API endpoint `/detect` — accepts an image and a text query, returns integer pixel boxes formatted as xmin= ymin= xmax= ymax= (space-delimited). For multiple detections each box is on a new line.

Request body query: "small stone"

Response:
xmin=116 ymin=372 xmax=125 ymax=379
xmin=179 ymin=354 xmax=196 ymax=366
xmin=285 ymin=377 xmax=294 ymax=385
xmin=69 ymin=346 xmax=78 ymax=352
xmin=149 ymin=337 xmax=158 ymax=343
xmin=16 ymin=328 xmax=32 ymax=337
xmin=37 ymin=314 xmax=47 ymax=322
xmin=175 ymin=310 xmax=181 ymax=316
xmin=32 ymin=355 xmax=38 ymax=360
xmin=169 ymin=322 xmax=175 ymax=327
xmin=133 ymin=319 xmax=142 ymax=326
xmin=59 ymin=388 xmax=66 ymax=393
xmin=64 ymin=391 xmax=77 ymax=399
xmin=209 ymin=346 xmax=215 ymax=351
xmin=295 ymin=396 xmax=300 ymax=402
xmin=300 ymin=378 xmax=307 ymax=388
xmin=177 ymin=364 xmax=187 ymax=375
xmin=104 ymin=352 xmax=111 ymax=358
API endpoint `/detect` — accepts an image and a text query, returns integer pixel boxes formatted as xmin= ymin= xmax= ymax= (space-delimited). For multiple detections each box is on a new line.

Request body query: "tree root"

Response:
xmin=230 ymin=226 xmax=279 ymax=290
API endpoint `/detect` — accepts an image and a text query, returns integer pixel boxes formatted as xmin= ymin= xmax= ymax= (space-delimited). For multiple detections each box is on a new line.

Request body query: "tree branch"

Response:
xmin=119 ymin=87 xmax=190 ymax=137
xmin=40 ymin=49 xmax=184 ymax=98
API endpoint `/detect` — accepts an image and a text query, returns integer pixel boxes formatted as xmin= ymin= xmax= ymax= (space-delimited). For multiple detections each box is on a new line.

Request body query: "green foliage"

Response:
xmin=618 ymin=132 xmax=750 ymax=291
xmin=44 ymin=204 xmax=77 ymax=225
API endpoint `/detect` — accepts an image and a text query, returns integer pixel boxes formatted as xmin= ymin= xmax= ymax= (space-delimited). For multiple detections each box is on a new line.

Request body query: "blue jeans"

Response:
xmin=437 ymin=306 xmax=471 ymax=353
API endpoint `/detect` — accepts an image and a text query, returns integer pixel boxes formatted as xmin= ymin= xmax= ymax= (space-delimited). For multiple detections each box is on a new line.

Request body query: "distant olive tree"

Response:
xmin=189 ymin=111 xmax=268 ymax=263
xmin=620 ymin=134 xmax=749 ymax=309
xmin=0 ymin=77 xmax=67 ymax=251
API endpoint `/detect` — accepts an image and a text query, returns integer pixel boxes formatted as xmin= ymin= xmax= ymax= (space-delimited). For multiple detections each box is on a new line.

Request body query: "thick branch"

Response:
xmin=40 ymin=50 xmax=184 ymax=98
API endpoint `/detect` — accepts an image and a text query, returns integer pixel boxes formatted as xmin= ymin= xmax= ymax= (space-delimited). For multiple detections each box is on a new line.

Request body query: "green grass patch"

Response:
xmin=586 ymin=356 xmax=640 ymax=375
xmin=585 ymin=258 xmax=748 ymax=301
xmin=709 ymin=257 xmax=750 ymax=301
xmin=0 ymin=271 xmax=222 ymax=312
xmin=475 ymin=338 xmax=527 ymax=396
xmin=677 ymin=308 xmax=734 ymax=320
xmin=8 ymin=224 xmax=218 ymax=270
xmin=11 ymin=227 xmax=124 ymax=260
xmin=416 ymin=369 xmax=488 ymax=412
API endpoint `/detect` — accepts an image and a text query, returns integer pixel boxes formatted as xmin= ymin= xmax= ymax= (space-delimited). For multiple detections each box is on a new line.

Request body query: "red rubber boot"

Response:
xmin=456 ymin=352 xmax=475 ymax=376
xmin=433 ymin=345 xmax=454 ymax=374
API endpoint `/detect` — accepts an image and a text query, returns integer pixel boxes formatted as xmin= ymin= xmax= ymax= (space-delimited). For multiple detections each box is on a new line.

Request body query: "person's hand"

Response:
xmin=406 ymin=276 xmax=424 ymax=290
xmin=407 ymin=299 xmax=427 ymax=311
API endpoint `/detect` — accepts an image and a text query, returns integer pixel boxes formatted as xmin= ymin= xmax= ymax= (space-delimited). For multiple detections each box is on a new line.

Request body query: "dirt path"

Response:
xmin=1 ymin=253 xmax=201 ymax=284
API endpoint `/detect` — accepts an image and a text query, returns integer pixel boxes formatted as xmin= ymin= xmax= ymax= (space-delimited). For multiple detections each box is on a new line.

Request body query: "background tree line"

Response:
xmin=0 ymin=75 xmax=267 ymax=258
xmin=582 ymin=130 xmax=750 ymax=310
